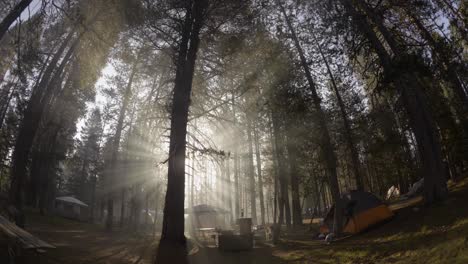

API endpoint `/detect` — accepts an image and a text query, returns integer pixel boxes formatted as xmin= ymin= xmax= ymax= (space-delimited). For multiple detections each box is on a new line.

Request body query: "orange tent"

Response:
xmin=320 ymin=191 xmax=394 ymax=234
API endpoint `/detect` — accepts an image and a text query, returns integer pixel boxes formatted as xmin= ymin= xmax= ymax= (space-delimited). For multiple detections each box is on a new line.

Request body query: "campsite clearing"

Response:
xmin=12 ymin=178 xmax=468 ymax=264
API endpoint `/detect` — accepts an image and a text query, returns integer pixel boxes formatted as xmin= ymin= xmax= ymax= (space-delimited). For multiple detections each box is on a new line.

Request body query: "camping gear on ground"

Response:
xmin=388 ymin=195 xmax=424 ymax=212
xmin=264 ymin=224 xmax=281 ymax=244
xmin=264 ymin=224 xmax=274 ymax=241
xmin=218 ymin=231 xmax=253 ymax=251
xmin=319 ymin=191 xmax=394 ymax=235
xmin=386 ymin=185 xmax=400 ymax=200
xmin=54 ymin=196 xmax=89 ymax=221
xmin=218 ymin=218 xmax=254 ymax=251
xmin=401 ymin=178 xmax=424 ymax=199
xmin=325 ymin=233 xmax=335 ymax=244
xmin=238 ymin=218 xmax=252 ymax=235
xmin=186 ymin=204 xmax=236 ymax=248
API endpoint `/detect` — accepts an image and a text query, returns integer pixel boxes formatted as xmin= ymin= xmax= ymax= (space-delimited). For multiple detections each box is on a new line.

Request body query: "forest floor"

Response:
xmin=20 ymin=177 xmax=468 ymax=264
xmin=267 ymin=177 xmax=468 ymax=264
xmin=23 ymin=213 xmax=158 ymax=264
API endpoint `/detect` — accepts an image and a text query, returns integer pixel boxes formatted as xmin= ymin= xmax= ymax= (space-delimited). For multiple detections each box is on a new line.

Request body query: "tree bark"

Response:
xmin=37 ymin=130 xmax=59 ymax=215
xmin=271 ymin=110 xmax=291 ymax=228
xmin=269 ymin=118 xmax=279 ymax=225
xmin=313 ymin=176 xmax=322 ymax=215
xmin=345 ymin=0 xmax=448 ymax=204
xmin=80 ymin=159 xmax=89 ymax=201
xmin=286 ymin=136 xmax=302 ymax=227
xmin=232 ymin=93 xmax=241 ymax=219
xmin=253 ymin=124 xmax=265 ymax=226
xmin=225 ymin=156 xmax=233 ymax=220
xmin=153 ymin=185 xmax=160 ymax=237
xmin=120 ymin=123 xmax=135 ymax=228
xmin=0 ymin=0 xmax=32 ymax=42
xmin=190 ymin=151 xmax=195 ymax=208
xmin=247 ymin=120 xmax=257 ymax=225
xmin=314 ymin=35 xmax=363 ymax=191
xmin=9 ymin=33 xmax=76 ymax=226
xmin=278 ymin=0 xmax=342 ymax=234
xmin=404 ymin=7 xmax=468 ymax=133
xmin=155 ymin=1 xmax=206 ymax=263
xmin=105 ymin=54 xmax=138 ymax=231
xmin=119 ymin=188 xmax=125 ymax=227
xmin=90 ymin=175 xmax=97 ymax=221
xmin=0 ymin=81 xmax=15 ymax=130
xmin=234 ymin=153 xmax=241 ymax=218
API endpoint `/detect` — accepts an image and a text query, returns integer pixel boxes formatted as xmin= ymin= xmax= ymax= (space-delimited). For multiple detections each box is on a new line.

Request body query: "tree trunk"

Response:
xmin=33 ymin=116 xmax=63 ymax=215
xmin=133 ymin=184 xmax=142 ymax=231
xmin=313 ymin=176 xmax=322 ymax=215
xmin=225 ymin=157 xmax=233 ymax=220
xmin=99 ymin=198 xmax=105 ymax=221
xmin=265 ymin=192 xmax=270 ymax=223
xmin=155 ymin=1 xmax=206 ymax=263
xmin=346 ymin=0 xmax=448 ymax=204
xmin=278 ymin=0 xmax=342 ymax=234
xmin=232 ymin=93 xmax=241 ymax=219
xmin=153 ymin=186 xmax=160 ymax=238
xmin=119 ymin=188 xmax=125 ymax=227
xmin=314 ymin=36 xmax=363 ymax=191
xmin=0 ymin=0 xmax=32 ymax=42
xmin=27 ymin=150 xmax=40 ymax=207
xmin=119 ymin=123 xmax=134 ymax=228
xmin=247 ymin=121 xmax=257 ymax=225
xmin=105 ymin=53 xmax=138 ymax=231
xmin=0 ymin=81 xmax=15 ymax=130
xmin=9 ymin=33 xmax=76 ymax=226
xmin=404 ymin=8 xmax=468 ymax=134
xmin=269 ymin=117 xmax=279 ymax=225
xmin=286 ymin=136 xmax=302 ymax=227
xmin=340 ymin=0 xmax=392 ymax=68
xmin=398 ymin=75 xmax=449 ymax=203
xmin=90 ymin=175 xmax=97 ymax=221
xmin=190 ymin=151 xmax=195 ymax=208
xmin=271 ymin=111 xmax=291 ymax=228
xmin=233 ymin=149 xmax=240 ymax=219
xmin=253 ymin=124 xmax=265 ymax=226
xmin=80 ymin=159 xmax=89 ymax=201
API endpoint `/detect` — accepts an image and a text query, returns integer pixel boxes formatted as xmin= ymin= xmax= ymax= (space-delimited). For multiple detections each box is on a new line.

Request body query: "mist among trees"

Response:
xmin=0 ymin=0 xmax=467 ymax=263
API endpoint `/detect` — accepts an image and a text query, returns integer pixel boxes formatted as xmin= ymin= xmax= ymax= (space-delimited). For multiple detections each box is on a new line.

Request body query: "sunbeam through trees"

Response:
xmin=0 ymin=0 xmax=467 ymax=263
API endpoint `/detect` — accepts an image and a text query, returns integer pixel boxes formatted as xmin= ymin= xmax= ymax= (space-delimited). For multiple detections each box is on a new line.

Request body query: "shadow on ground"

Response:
xmin=188 ymin=245 xmax=286 ymax=264
xmin=11 ymin=177 xmax=468 ymax=264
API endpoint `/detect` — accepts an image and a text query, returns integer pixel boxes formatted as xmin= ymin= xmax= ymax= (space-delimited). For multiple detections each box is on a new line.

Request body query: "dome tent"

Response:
xmin=320 ymin=191 xmax=394 ymax=235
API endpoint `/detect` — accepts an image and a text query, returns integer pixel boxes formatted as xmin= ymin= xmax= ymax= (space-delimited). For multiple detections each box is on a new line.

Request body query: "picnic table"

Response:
xmin=0 ymin=214 xmax=55 ymax=263
xmin=194 ymin=227 xmax=220 ymax=246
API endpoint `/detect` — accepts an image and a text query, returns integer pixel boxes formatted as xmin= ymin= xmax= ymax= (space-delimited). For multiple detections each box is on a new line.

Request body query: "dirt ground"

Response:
xmin=14 ymin=177 xmax=468 ymax=264
xmin=23 ymin=215 xmax=157 ymax=264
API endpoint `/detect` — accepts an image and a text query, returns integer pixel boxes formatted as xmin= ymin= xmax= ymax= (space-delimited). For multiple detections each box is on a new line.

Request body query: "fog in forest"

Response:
xmin=0 ymin=0 xmax=467 ymax=263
